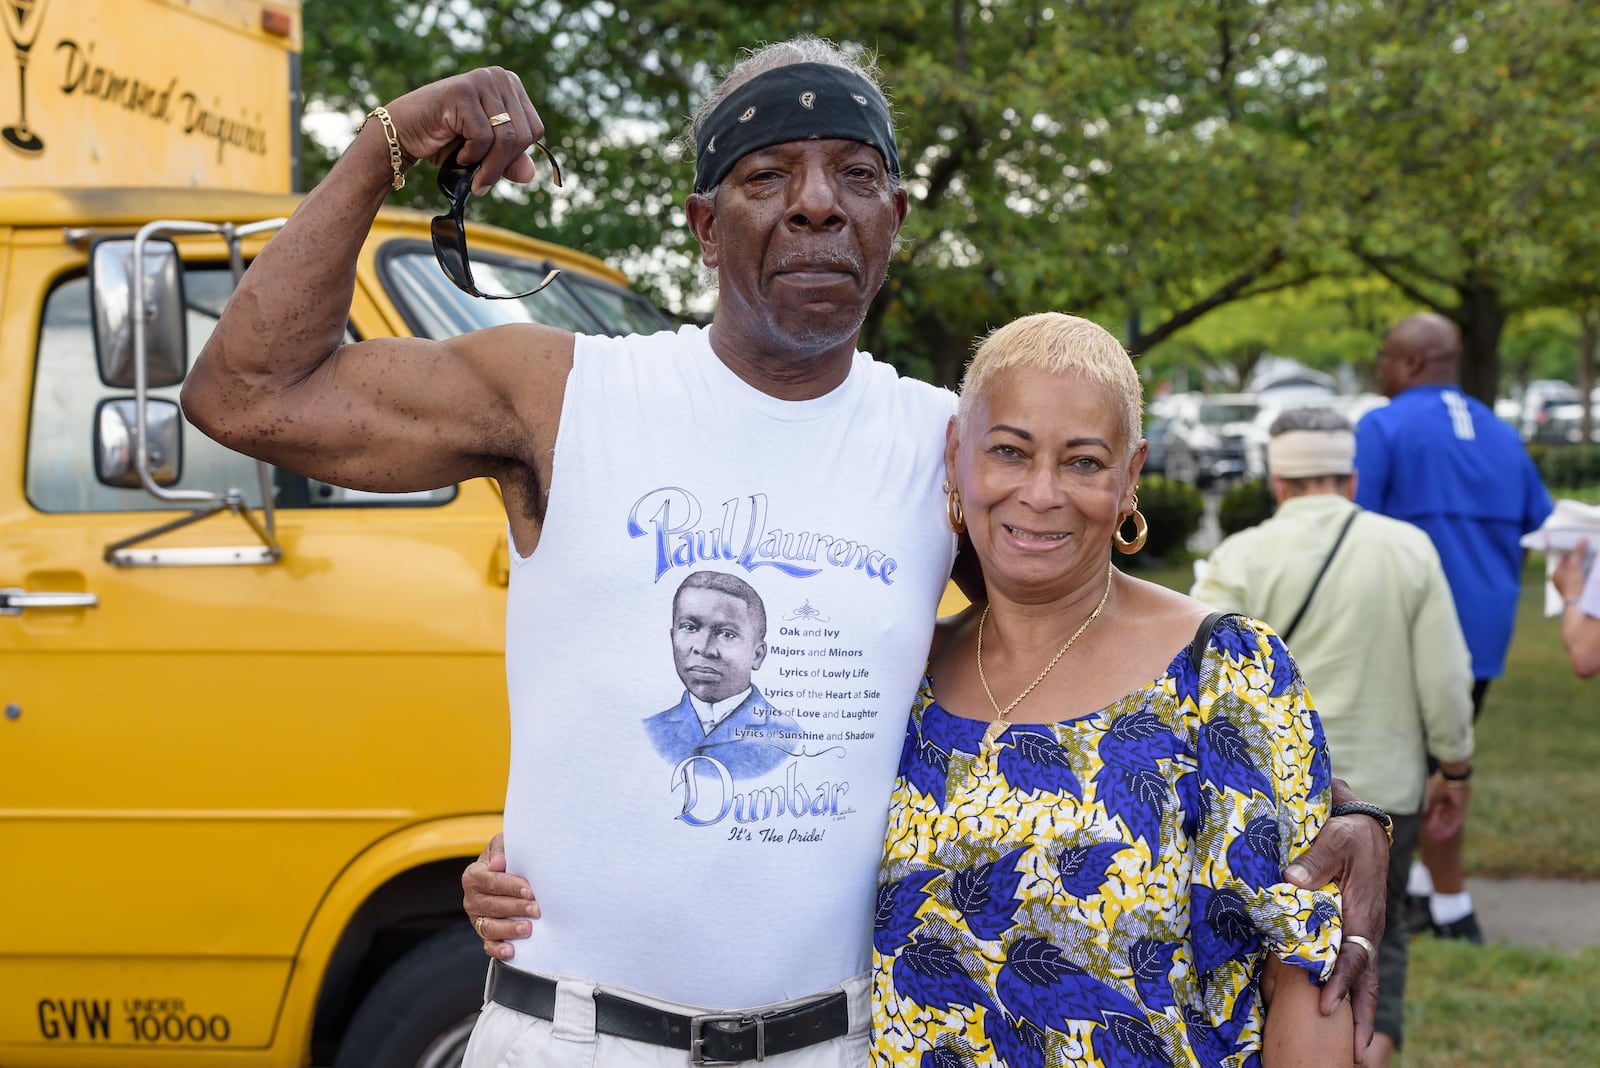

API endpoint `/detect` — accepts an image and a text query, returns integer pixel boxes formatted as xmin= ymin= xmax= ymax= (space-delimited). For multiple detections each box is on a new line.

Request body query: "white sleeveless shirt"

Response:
xmin=502 ymin=325 xmax=956 ymax=1006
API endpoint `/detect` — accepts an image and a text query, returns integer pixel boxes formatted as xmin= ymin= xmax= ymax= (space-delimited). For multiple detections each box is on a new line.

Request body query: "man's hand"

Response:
xmin=1424 ymin=774 xmax=1470 ymax=841
xmin=461 ymin=833 xmax=539 ymax=961
xmin=1286 ymin=777 xmax=1389 ymax=1063
xmin=385 ymin=68 xmax=551 ymax=195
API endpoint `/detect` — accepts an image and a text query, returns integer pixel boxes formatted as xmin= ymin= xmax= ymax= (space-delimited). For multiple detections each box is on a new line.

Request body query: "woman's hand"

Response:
xmin=461 ymin=833 xmax=540 ymax=960
xmin=1552 ymin=538 xmax=1591 ymax=602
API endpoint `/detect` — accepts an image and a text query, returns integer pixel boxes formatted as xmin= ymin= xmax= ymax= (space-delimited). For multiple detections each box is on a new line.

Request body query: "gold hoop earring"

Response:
xmin=1114 ymin=499 xmax=1148 ymax=554
xmin=944 ymin=480 xmax=965 ymax=534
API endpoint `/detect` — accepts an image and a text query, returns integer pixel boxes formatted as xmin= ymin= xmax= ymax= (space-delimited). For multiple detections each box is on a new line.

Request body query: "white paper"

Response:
xmin=1520 ymin=498 xmax=1600 ymax=616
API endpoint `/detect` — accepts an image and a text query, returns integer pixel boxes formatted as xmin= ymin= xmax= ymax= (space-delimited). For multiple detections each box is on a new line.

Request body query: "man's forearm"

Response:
xmin=185 ymin=121 xmax=400 ymax=415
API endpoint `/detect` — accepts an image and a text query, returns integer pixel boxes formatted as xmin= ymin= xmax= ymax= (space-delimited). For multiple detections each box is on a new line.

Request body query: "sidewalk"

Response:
xmin=1463 ymin=877 xmax=1600 ymax=951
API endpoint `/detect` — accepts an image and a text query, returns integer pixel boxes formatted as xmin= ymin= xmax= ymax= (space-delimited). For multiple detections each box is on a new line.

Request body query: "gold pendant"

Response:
xmin=982 ymin=719 xmax=1007 ymax=747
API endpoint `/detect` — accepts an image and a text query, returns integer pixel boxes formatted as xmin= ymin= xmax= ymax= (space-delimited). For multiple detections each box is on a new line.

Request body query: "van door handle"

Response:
xmin=0 ymin=588 xmax=100 ymax=616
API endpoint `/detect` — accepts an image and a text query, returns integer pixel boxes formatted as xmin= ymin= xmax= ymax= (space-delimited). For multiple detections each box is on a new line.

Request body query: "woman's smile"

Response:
xmin=1001 ymin=523 xmax=1072 ymax=547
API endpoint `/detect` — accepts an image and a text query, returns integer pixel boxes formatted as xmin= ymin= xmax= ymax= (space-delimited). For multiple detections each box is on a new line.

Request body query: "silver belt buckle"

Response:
xmin=689 ymin=1010 xmax=765 ymax=1065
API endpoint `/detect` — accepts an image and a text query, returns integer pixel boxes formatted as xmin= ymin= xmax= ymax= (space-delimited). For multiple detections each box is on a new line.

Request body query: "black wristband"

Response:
xmin=1330 ymin=801 xmax=1394 ymax=847
xmin=1439 ymin=764 xmax=1472 ymax=784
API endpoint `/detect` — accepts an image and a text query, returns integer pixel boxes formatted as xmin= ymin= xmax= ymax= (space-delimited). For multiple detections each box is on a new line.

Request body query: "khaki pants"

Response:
xmin=462 ymin=970 xmax=871 ymax=1068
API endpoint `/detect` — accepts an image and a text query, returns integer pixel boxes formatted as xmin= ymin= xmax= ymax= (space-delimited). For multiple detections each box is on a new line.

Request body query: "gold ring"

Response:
xmin=474 ymin=915 xmax=488 ymax=938
xmin=1343 ymin=934 xmax=1377 ymax=959
xmin=488 ymin=112 xmax=513 ymax=128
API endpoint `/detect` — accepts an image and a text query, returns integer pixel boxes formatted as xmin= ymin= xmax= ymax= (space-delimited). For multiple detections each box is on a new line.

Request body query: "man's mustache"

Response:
xmin=770 ymin=249 xmax=862 ymax=275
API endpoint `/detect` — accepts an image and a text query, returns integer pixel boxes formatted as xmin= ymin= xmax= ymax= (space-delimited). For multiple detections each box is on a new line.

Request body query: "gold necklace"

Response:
xmin=978 ymin=560 xmax=1115 ymax=747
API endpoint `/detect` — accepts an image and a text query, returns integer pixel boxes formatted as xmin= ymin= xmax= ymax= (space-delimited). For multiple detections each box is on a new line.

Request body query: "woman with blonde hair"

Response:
xmin=871 ymin=312 xmax=1353 ymax=1066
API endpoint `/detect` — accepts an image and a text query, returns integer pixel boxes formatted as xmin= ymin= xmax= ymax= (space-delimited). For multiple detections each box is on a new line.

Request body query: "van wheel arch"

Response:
xmin=311 ymin=859 xmax=483 ymax=1066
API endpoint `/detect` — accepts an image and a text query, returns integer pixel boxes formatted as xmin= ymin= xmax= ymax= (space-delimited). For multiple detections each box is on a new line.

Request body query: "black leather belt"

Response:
xmin=486 ymin=960 xmax=850 ymax=1064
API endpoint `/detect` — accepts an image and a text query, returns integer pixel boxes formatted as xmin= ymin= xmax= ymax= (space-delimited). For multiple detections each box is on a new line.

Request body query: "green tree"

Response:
xmin=297 ymin=1 xmax=1600 ymax=399
xmin=1310 ymin=0 xmax=1600 ymax=402
xmin=1523 ymin=138 xmax=1600 ymax=435
xmin=845 ymin=0 xmax=1338 ymax=383
xmin=300 ymin=1 xmax=1341 ymax=383
xmin=1142 ymin=275 xmax=1411 ymax=393
xmin=301 ymin=1 xmax=789 ymax=311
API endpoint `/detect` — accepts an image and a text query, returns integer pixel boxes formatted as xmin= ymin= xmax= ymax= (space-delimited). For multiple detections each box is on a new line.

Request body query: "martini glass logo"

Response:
xmin=3 ymin=0 xmax=49 ymax=155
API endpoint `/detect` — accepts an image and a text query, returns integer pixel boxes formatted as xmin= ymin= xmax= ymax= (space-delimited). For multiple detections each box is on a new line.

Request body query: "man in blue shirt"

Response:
xmin=1355 ymin=312 xmax=1553 ymax=943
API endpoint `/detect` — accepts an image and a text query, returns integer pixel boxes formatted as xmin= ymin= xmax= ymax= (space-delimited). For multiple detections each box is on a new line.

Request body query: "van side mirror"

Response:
xmin=94 ymin=398 xmax=184 ymax=488
xmin=89 ymin=237 xmax=188 ymax=389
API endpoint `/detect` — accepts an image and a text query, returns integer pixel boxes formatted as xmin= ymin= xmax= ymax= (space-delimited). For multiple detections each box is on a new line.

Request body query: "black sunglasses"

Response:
xmin=431 ymin=140 xmax=564 ymax=300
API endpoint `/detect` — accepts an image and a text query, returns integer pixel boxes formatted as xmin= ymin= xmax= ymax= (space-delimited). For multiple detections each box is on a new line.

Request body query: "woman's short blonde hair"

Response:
xmin=957 ymin=312 xmax=1143 ymax=457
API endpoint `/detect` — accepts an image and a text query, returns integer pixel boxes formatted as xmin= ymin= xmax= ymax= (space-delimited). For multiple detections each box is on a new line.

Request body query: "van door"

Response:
xmin=0 ymin=243 xmax=508 ymax=1056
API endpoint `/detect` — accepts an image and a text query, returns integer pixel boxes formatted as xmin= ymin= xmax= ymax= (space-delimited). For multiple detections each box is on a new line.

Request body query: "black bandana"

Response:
xmin=692 ymin=62 xmax=900 ymax=194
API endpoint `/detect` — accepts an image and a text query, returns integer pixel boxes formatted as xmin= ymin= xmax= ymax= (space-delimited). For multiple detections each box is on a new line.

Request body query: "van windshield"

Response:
xmin=378 ymin=245 xmax=672 ymax=341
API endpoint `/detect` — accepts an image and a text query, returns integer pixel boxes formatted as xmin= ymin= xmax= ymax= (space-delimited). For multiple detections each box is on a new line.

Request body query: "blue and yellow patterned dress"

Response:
xmin=872 ymin=615 xmax=1341 ymax=1068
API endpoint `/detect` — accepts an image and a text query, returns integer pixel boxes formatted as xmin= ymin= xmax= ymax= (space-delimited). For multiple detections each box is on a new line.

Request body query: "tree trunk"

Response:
xmin=1228 ymin=348 xmax=1264 ymax=393
xmin=864 ymin=295 xmax=969 ymax=392
xmin=1453 ymin=282 xmax=1506 ymax=405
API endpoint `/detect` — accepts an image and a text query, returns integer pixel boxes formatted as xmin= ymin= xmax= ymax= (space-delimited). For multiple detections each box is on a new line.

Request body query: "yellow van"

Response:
xmin=1 ymin=2 xmax=670 ymax=1065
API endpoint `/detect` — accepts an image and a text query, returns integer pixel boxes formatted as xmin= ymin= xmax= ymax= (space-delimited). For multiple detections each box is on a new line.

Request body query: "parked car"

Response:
xmin=1142 ymin=415 xmax=1199 ymax=483
xmin=1143 ymin=415 xmax=1172 ymax=474
xmin=1520 ymin=380 xmax=1582 ymax=441
xmin=1531 ymin=403 xmax=1600 ymax=445
xmin=1183 ymin=394 xmax=1268 ymax=486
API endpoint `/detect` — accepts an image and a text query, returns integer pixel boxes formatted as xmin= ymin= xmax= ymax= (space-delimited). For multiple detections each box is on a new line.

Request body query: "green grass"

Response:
xmin=1469 ymin=558 xmax=1600 ymax=878
xmin=1402 ymin=942 xmax=1600 ymax=1067
xmin=1558 ymin=484 xmax=1600 ymax=504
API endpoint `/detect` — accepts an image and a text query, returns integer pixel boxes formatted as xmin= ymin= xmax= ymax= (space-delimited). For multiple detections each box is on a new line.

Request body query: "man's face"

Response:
xmin=686 ymin=138 xmax=908 ymax=359
xmin=670 ymin=587 xmax=767 ymax=703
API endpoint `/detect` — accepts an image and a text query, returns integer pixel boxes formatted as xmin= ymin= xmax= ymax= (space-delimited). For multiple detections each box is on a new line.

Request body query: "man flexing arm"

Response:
xmin=182 ymin=68 xmax=569 ymax=559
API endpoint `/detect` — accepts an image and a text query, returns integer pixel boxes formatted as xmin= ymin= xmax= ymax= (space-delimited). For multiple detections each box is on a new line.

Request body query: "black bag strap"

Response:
xmin=1280 ymin=508 xmax=1361 ymax=644
xmin=1189 ymin=610 xmax=1232 ymax=675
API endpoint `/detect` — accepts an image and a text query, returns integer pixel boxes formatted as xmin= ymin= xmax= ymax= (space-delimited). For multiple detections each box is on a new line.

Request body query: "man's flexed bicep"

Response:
xmin=182 ymin=321 xmax=574 ymax=500
xmin=179 ymin=66 xmax=575 ymax=537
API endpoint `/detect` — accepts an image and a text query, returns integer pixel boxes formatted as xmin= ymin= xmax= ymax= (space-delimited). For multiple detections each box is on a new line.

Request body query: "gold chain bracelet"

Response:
xmin=359 ymin=106 xmax=406 ymax=191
